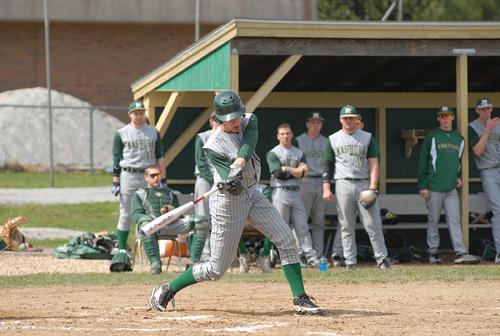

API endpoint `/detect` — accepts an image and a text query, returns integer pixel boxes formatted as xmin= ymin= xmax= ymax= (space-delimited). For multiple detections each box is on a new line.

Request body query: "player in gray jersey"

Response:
xmin=149 ymin=90 xmax=322 ymax=316
xmin=269 ymin=123 xmax=319 ymax=267
xmin=469 ymin=98 xmax=500 ymax=264
xmin=295 ymin=112 xmax=343 ymax=264
xmin=194 ymin=112 xmax=219 ymax=260
xmin=322 ymin=105 xmax=390 ymax=271
xmin=110 ymin=100 xmax=166 ymax=272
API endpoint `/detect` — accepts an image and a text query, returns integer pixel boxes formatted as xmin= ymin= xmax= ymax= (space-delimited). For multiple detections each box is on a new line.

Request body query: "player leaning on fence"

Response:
xmin=110 ymin=101 xmax=167 ymax=272
xmin=417 ymin=106 xmax=479 ymax=265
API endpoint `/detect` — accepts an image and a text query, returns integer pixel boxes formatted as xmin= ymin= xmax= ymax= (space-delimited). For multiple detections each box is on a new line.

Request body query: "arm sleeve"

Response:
xmin=205 ymin=148 xmax=231 ymax=180
xmin=322 ymin=140 xmax=335 ymax=181
xmin=266 ymin=151 xmax=292 ymax=180
xmin=468 ymin=126 xmax=480 ymax=150
xmin=154 ymin=130 xmax=164 ymax=159
xmin=112 ymin=132 xmax=123 ymax=177
xmin=195 ymin=135 xmax=213 ymax=183
xmin=367 ymin=136 xmax=381 ymax=159
xmin=417 ymin=135 xmax=430 ymax=190
xmin=238 ymin=114 xmax=258 ymax=161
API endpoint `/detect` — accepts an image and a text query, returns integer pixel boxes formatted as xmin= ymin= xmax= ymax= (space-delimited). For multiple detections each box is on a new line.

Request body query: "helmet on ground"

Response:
xmin=214 ymin=90 xmax=245 ymax=122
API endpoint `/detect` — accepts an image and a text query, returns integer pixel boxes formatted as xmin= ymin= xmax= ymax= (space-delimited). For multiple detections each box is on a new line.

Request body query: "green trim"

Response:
xmin=157 ymin=43 xmax=231 ymax=91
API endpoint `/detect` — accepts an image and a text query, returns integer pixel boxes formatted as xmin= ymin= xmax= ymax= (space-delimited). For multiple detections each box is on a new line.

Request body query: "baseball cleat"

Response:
xmin=346 ymin=264 xmax=357 ymax=271
xmin=429 ymin=254 xmax=443 ymax=265
xmin=293 ymin=293 xmax=323 ymax=316
xmin=454 ymin=254 xmax=480 ymax=265
xmin=258 ymin=255 xmax=272 ymax=273
xmin=149 ymin=261 xmax=162 ymax=275
xmin=378 ymin=258 xmax=391 ymax=271
xmin=150 ymin=283 xmax=176 ymax=311
xmin=331 ymin=254 xmax=345 ymax=267
xmin=496 ymin=253 xmax=500 ymax=264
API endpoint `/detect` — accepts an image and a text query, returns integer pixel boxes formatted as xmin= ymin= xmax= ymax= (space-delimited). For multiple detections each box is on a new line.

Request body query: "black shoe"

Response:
xmin=378 ymin=258 xmax=391 ymax=271
xmin=150 ymin=283 xmax=176 ymax=311
xmin=292 ymin=293 xmax=323 ymax=316
xmin=429 ymin=254 xmax=443 ymax=265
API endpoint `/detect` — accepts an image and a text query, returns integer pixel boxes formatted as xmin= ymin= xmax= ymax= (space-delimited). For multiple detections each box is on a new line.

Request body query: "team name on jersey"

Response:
xmin=124 ymin=138 xmax=154 ymax=150
xmin=437 ymin=143 xmax=459 ymax=151
xmin=334 ymin=144 xmax=365 ymax=156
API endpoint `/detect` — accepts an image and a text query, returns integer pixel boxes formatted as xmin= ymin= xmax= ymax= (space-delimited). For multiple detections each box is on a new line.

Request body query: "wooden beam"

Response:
xmin=244 ymin=55 xmax=302 ymax=113
xmin=230 ymin=53 xmax=239 ymax=92
xmin=232 ymin=37 xmax=500 ymax=57
xmin=156 ymin=92 xmax=184 ymax=137
xmin=164 ymin=107 xmax=212 ymax=166
xmin=376 ymin=107 xmax=387 ymax=194
xmin=456 ymin=54 xmax=469 ymax=247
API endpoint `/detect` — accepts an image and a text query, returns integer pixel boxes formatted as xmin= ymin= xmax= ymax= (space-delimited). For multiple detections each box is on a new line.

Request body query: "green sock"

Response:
xmin=282 ymin=263 xmax=305 ymax=297
xmin=169 ymin=267 xmax=197 ymax=293
xmin=117 ymin=230 xmax=129 ymax=250
xmin=259 ymin=237 xmax=272 ymax=257
xmin=238 ymin=238 xmax=247 ymax=255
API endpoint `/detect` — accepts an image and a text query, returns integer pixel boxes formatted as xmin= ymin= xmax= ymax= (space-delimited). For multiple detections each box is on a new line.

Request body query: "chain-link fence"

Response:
xmin=0 ymin=103 xmax=127 ymax=173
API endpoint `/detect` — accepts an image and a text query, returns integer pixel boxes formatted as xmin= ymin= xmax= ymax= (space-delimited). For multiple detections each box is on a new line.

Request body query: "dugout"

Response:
xmin=131 ymin=19 xmax=500 ymax=243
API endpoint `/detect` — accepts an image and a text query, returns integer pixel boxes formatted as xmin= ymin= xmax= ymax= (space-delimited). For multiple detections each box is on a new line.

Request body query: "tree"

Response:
xmin=317 ymin=0 xmax=500 ymax=21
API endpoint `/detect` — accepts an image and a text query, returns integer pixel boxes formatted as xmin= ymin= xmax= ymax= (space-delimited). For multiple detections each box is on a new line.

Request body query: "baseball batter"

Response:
xmin=194 ymin=112 xmax=219 ymax=260
xmin=110 ymin=100 xmax=166 ymax=272
xmin=469 ymin=98 xmax=500 ymax=264
xmin=417 ymin=106 xmax=479 ymax=265
xmin=149 ymin=90 xmax=322 ymax=316
xmin=294 ymin=112 xmax=343 ymax=262
xmin=131 ymin=165 xmax=209 ymax=274
xmin=267 ymin=123 xmax=319 ymax=267
xmin=322 ymin=105 xmax=390 ymax=270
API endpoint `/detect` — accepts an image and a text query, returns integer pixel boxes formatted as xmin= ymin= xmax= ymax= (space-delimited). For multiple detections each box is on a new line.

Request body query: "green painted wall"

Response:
xmin=157 ymin=43 xmax=230 ymax=92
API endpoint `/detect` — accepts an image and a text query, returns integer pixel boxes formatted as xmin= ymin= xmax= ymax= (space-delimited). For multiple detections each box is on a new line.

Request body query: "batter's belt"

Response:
xmin=122 ymin=167 xmax=145 ymax=173
xmin=273 ymin=186 xmax=300 ymax=191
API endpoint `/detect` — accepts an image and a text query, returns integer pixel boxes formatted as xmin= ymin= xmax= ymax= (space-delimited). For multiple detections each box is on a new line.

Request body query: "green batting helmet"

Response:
xmin=214 ymin=90 xmax=245 ymax=122
xmin=128 ymin=100 xmax=145 ymax=113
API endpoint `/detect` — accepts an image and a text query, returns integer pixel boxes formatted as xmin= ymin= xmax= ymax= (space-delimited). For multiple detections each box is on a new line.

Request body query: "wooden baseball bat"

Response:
xmin=140 ymin=187 xmax=218 ymax=236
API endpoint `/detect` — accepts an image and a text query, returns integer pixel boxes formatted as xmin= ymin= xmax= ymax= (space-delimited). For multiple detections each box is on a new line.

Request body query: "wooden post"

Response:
xmin=156 ymin=92 xmax=184 ymax=137
xmin=376 ymin=107 xmax=387 ymax=194
xmin=456 ymin=54 xmax=469 ymax=247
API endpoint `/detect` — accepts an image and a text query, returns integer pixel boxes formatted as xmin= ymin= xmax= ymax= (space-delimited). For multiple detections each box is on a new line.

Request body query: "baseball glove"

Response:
xmin=160 ymin=205 xmax=176 ymax=215
xmin=1 ymin=216 xmax=26 ymax=250
xmin=358 ymin=189 xmax=378 ymax=209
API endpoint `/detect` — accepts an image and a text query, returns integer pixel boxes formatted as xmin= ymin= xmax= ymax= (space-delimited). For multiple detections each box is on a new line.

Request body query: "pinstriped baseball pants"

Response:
xmin=335 ymin=179 xmax=388 ymax=266
xmin=192 ymin=185 xmax=300 ymax=282
xmin=117 ymin=171 xmax=147 ymax=231
xmin=300 ymin=177 xmax=326 ymax=256
xmin=425 ymin=189 xmax=467 ymax=255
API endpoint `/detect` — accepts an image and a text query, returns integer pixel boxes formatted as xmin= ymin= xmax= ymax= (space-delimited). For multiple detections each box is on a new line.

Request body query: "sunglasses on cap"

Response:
xmin=438 ymin=113 xmax=455 ymax=120
xmin=147 ymin=173 xmax=160 ymax=178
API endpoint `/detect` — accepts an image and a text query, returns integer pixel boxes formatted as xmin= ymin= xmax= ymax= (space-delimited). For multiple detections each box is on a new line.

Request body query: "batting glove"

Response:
xmin=160 ymin=178 xmax=168 ymax=189
xmin=111 ymin=182 xmax=120 ymax=196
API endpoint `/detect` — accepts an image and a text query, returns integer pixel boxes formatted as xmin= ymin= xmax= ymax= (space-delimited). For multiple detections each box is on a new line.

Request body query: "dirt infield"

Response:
xmin=1 ymin=279 xmax=500 ymax=335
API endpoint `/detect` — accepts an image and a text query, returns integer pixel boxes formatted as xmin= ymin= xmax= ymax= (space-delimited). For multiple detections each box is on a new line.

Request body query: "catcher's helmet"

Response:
xmin=214 ymin=90 xmax=245 ymax=122
xmin=128 ymin=100 xmax=145 ymax=113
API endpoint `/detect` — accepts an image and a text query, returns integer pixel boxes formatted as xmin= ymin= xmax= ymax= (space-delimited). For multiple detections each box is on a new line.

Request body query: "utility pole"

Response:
xmin=43 ymin=0 xmax=54 ymax=187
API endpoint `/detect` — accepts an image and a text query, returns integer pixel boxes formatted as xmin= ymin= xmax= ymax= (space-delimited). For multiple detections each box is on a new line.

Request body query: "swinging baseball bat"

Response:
xmin=140 ymin=187 xmax=218 ymax=236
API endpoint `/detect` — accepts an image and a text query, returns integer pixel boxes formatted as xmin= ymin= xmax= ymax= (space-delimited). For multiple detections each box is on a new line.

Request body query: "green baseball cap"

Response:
xmin=339 ymin=105 xmax=361 ymax=119
xmin=476 ymin=98 xmax=492 ymax=108
xmin=437 ymin=106 xmax=455 ymax=116
xmin=307 ymin=112 xmax=325 ymax=122
xmin=128 ymin=100 xmax=145 ymax=113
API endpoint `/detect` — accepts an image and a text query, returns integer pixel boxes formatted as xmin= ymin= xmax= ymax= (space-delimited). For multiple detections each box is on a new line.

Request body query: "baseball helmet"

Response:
xmin=380 ymin=208 xmax=399 ymax=225
xmin=340 ymin=105 xmax=361 ymax=119
xmin=128 ymin=100 xmax=145 ymax=113
xmin=437 ymin=106 xmax=455 ymax=116
xmin=214 ymin=90 xmax=245 ymax=122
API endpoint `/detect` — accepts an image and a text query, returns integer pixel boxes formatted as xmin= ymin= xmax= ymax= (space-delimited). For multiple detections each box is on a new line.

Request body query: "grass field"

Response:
xmin=1 ymin=265 xmax=499 ymax=288
xmin=0 ymin=171 xmax=110 ymax=188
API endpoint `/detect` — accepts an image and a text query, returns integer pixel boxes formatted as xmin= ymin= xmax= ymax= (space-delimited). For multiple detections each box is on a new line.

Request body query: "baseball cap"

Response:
xmin=128 ymin=100 xmax=145 ymax=113
xmin=339 ymin=105 xmax=361 ymax=119
xmin=307 ymin=112 xmax=325 ymax=122
xmin=476 ymin=98 xmax=492 ymax=108
xmin=437 ymin=106 xmax=455 ymax=116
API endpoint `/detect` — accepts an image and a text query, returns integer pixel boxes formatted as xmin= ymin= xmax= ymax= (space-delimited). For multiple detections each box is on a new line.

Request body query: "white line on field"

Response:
xmin=0 ymin=323 xmax=172 ymax=332
xmin=150 ymin=315 xmax=213 ymax=321
xmin=205 ymin=322 xmax=287 ymax=333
